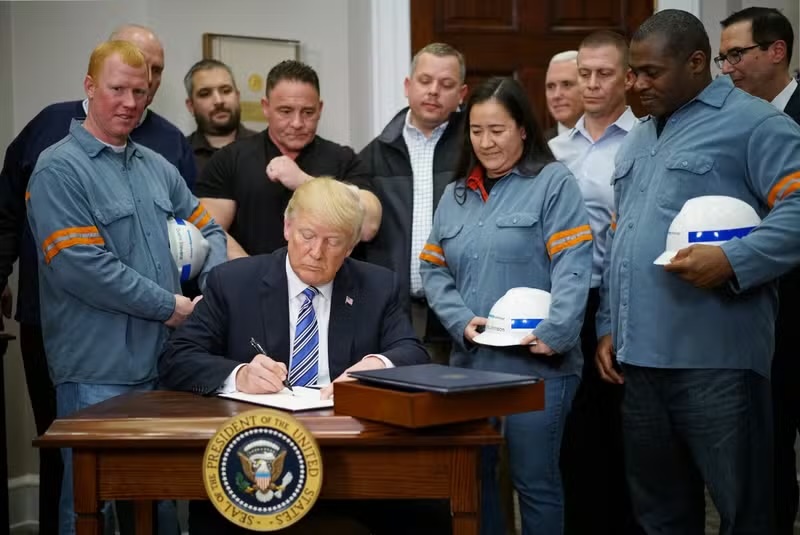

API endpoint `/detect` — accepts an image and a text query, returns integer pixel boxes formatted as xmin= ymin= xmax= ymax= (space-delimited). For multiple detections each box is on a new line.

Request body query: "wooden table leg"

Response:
xmin=134 ymin=500 xmax=154 ymax=535
xmin=73 ymin=451 xmax=101 ymax=535
xmin=450 ymin=447 xmax=480 ymax=535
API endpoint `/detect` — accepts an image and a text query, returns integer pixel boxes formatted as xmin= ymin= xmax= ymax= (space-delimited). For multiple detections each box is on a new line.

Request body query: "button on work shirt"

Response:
xmin=550 ymin=107 xmax=637 ymax=287
xmin=597 ymin=76 xmax=800 ymax=378
xmin=402 ymin=111 xmax=448 ymax=296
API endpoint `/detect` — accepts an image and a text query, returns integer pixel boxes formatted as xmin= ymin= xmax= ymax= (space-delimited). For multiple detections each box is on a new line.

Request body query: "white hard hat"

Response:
xmin=167 ymin=217 xmax=209 ymax=281
xmin=653 ymin=195 xmax=761 ymax=265
xmin=473 ymin=287 xmax=551 ymax=347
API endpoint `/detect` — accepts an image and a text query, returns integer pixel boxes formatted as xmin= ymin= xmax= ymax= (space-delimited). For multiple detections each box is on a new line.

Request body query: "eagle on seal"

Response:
xmin=238 ymin=449 xmax=287 ymax=494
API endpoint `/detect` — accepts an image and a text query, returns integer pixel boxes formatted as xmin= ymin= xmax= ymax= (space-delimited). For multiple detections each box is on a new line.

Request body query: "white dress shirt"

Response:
xmin=220 ymin=257 xmax=393 ymax=393
xmin=771 ymin=78 xmax=798 ymax=112
xmin=403 ymin=110 xmax=448 ymax=297
xmin=549 ymin=107 xmax=638 ymax=288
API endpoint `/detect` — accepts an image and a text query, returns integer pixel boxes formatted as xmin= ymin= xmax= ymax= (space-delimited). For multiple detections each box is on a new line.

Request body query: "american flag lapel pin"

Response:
xmin=345 ymin=296 xmax=353 ymax=306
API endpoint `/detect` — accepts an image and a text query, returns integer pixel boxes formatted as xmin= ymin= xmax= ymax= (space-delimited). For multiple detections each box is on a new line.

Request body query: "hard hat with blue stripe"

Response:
xmin=474 ymin=287 xmax=551 ymax=347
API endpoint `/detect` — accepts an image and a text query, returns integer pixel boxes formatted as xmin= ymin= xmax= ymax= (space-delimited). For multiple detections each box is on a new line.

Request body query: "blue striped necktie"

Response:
xmin=289 ymin=286 xmax=320 ymax=386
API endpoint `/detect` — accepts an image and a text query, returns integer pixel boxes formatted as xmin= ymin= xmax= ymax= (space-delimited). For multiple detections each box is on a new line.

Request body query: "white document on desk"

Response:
xmin=219 ymin=386 xmax=333 ymax=412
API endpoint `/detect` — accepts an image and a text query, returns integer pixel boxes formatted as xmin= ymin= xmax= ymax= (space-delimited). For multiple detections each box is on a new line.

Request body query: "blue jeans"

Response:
xmin=56 ymin=381 xmax=180 ymax=535
xmin=481 ymin=375 xmax=579 ymax=535
xmin=622 ymin=366 xmax=773 ymax=535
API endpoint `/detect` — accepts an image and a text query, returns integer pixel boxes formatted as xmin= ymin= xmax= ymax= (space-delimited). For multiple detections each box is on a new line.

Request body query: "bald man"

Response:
xmin=0 ymin=24 xmax=194 ymax=535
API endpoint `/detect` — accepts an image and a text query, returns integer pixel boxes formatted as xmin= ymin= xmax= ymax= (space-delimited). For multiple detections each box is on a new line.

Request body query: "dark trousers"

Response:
xmin=561 ymin=288 xmax=640 ymax=535
xmin=773 ymin=270 xmax=800 ymax=535
xmin=20 ymin=323 xmax=61 ymax=535
xmin=623 ymin=366 xmax=773 ymax=535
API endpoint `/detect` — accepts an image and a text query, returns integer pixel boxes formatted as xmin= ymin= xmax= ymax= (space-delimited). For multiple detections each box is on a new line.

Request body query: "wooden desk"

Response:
xmin=35 ymin=391 xmax=503 ymax=535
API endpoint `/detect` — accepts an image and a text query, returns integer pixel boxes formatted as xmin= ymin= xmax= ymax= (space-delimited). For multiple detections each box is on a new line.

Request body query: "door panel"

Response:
xmin=411 ymin=0 xmax=653 ymax=127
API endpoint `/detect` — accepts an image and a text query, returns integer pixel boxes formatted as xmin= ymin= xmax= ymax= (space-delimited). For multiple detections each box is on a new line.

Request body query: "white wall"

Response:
xmin=7 ymin=0 xmax=391 ymax=148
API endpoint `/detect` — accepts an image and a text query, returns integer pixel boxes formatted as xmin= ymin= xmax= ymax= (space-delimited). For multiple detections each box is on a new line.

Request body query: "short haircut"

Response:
xmin=549 ymin=50 xmax=578 ymax=65
xmin=108 ymin=23 xmax=155 ymax=41
xmin=410 ymin=42 xmax=466 ymax=82
xmin=183 ymin=59 xmax=236 ymax=97
xmin=87 ymin=40 xmax=146 ymax=81
xmin=266 ymin=60 xmax=320 ymax=96
xmin=284 ymin=177 xmax=363 ymax=247
xmin=721 ymin=6 xmax=794 ymax=65
xmin=455 ymin=77 xmax=554 ymax=180
xmin=632 ymin=9 xmax=711 ymax=66
xmin=580 ymin=31 xmax=630 ymax=67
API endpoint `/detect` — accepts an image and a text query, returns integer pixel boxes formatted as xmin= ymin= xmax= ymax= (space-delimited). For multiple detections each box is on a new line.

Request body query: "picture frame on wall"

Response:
xmin=203 ymin=33 xmax=300 ymax=130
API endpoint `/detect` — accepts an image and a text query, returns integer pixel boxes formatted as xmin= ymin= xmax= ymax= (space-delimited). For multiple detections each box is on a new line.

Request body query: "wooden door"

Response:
xmin=410 ymin=0 xmax=653 ymax=128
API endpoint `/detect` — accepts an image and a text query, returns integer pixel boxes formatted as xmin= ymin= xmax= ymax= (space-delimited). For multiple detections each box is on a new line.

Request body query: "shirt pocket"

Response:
xmin=493 ymin=214 xmax=538 ymax=263
xmin=153 ymin=196 xmax=175 ymax=217
xmin=612 ymin=158 xmax=635 ymax=197
xmin=93 ymin=200 xmax=136 ymax=261
xmin=658 ymin=154 xmax=715 ymax=209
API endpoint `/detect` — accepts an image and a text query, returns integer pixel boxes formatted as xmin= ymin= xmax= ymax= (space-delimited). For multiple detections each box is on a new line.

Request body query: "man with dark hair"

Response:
xmin=184 ymin=59 xmax=256 ymax=174
xmin=549 ymin=30 xmax=639 ymax=535
xmin=719 ymin=7 xmax=800 ymax=534
xmin=719 ymin=7 xmax=797 ymax=118
xmin=197 ymin=60 xmax=381 ymax=260
xmin=0 ymin=24 xmax=195 ymax=535
xmin=596 ymin=9 xmax=800 ymax=533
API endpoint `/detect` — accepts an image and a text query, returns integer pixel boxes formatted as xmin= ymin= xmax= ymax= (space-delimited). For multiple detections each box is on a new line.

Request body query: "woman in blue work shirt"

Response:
xmin=420 ymin=77 xmax=592 ymax=535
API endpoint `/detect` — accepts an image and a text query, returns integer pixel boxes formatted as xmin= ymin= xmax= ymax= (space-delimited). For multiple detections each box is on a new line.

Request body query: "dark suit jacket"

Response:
xmin=783 ymin=83 xmax=800 ymax=124
xmin=158 ymin=250 xmax=430 ymax=394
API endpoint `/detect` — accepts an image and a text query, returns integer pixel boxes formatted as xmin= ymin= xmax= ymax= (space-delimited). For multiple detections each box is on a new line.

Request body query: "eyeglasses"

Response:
xmin=714 ymin=42 xmax=772 ymax=69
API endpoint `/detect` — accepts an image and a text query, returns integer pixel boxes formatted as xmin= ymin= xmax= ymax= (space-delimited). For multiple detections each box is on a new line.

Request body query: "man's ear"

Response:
xmin=261 ymin=96 xmax=270 ymax=122
xmin=185 ymin=98 xmax=195 ymax=116
xmin=769 ymin=39 xmax=788 ymax=66
xmin=624 ymin=68 xmax=635 ymax=91
xmin=84 ymin=75 xmax=95 ymax=99
xmin=687 ymin=50 xmax=708 ymax=74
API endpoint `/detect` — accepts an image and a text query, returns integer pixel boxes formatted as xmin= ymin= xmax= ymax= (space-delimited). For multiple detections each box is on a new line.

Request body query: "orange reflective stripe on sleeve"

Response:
xmin=547 ymin=224 xmax=592 ymax=258
xmin=419 ymin=243 xmax=447 ymax=267
xmin=768 ymin=171 xmax=800 ymax=208
xmin=25 ymin=191 xmax=31 ymax=202
xmin=189 ymin=204 xmax=212 ymax=229
xmin=41 ymin=226 xmax=104 ymax=264
xmin=610 ymin=213 xmax=617 ymax=231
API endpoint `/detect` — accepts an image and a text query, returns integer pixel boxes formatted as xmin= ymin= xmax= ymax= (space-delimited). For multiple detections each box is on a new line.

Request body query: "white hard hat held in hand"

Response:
xmin=474 ymin=288 xmax=551 ymax=347
xmin=653 ymin=195 xmax=761 ymax=266
xmin=167 ymin=217 xmax=209 ymax=281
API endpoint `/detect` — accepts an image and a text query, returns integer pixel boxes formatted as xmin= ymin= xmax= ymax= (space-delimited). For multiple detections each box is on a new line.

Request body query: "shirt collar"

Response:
xmin=693 ymin=75 xmax=734 ymax=109
xmin=403 ymin=109 xmax=449 ymax=140
xmin=189 ymin=124 xmax=253 ymax=153
xmin=285 ymin=255 xmax=333 ymax=302
xmin=82 ymin=98 xmax=148 ymax=127
xmin=557 ymin=122 xmax=569 ymax=135
xmin=69 ymin=119 xmax=142 ymax=161
xmin=571 ymin=106 xmax=637 ymax=140
xmin=771 ymin=78 xmax=798 ymax=112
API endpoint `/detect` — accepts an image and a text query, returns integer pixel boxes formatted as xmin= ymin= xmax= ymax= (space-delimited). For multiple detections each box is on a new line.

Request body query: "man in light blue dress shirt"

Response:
xmin=549 ymin=30 xmax=640 ymax=535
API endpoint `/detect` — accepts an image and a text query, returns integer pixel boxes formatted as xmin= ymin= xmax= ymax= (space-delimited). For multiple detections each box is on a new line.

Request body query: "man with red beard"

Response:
xmin=184 ymin=59 xmax=256 ymax=175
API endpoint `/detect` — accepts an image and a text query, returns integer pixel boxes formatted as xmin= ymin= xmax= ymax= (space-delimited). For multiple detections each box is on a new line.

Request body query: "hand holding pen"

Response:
xmin=249 ymin=337 xmax=294 ymax=393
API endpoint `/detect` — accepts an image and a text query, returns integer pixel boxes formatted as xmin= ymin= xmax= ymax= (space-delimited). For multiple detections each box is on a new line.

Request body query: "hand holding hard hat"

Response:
xmin=473 ymin=288 xmax=554 ymax=354
xmin=654 ymin=196 xmax=760 ymax=288
xmin=167 ymin=217 xmax=209 ymax=281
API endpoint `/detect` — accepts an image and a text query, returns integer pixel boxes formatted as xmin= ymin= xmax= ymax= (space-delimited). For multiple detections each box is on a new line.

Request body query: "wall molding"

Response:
xmin=9 ymin=474 xmax=38 ymax=533
xmin=369 ymin=0 xmax=411 ymax=138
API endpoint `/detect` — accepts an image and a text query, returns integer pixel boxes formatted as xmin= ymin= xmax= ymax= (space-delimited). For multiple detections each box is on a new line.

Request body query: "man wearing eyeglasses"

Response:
xmin=719 ymin=7 xmax=800 ymax=535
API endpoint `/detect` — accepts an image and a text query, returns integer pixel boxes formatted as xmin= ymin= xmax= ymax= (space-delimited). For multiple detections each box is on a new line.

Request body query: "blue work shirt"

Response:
xmin=597 ymin=76 xmax=800 ymax=377
xmin=26 ymin=121 xmax=226 ymax=385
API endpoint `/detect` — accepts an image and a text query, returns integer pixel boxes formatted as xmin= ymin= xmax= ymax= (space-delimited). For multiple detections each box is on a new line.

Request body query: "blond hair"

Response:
xmin=285 ymin=178 xmax=363 ymax=246
xmin=87 ymin=40 xmax=146 ymax=81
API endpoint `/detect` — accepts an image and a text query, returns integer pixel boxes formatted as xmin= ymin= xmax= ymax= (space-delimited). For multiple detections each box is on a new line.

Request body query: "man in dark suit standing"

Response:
xmin=719 ymin=7 xmax=800 ymax=534
xmin=159 ymin=177 xmax=430 ymax=534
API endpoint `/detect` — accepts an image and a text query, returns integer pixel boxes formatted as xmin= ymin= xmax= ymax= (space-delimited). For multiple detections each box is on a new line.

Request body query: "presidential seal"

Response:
xmin=202 ymin=409 xmax=323 ymax=531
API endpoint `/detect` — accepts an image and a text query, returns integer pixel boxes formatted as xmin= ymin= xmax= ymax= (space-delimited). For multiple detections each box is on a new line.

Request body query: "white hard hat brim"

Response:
xmin=473 ymin=331 xmax=529 ymax=347
xmin=653 ymin=250 xmax=677 ymax=265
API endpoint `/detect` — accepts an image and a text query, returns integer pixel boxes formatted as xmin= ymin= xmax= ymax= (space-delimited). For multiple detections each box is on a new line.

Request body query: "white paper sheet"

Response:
xmin=219 ymin=386 xmax=333 ymax=412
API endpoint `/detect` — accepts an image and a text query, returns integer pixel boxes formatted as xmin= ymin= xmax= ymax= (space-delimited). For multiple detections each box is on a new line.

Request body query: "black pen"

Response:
xmin=249 ymin=337 xmax=293 ymax=393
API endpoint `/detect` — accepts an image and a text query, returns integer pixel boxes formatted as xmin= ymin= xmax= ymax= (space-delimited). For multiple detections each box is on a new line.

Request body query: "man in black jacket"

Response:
xmin=358 ymin=43 xmax=466 ymax=361
xmin=718 ymin=7 xmax=800 ymax=534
